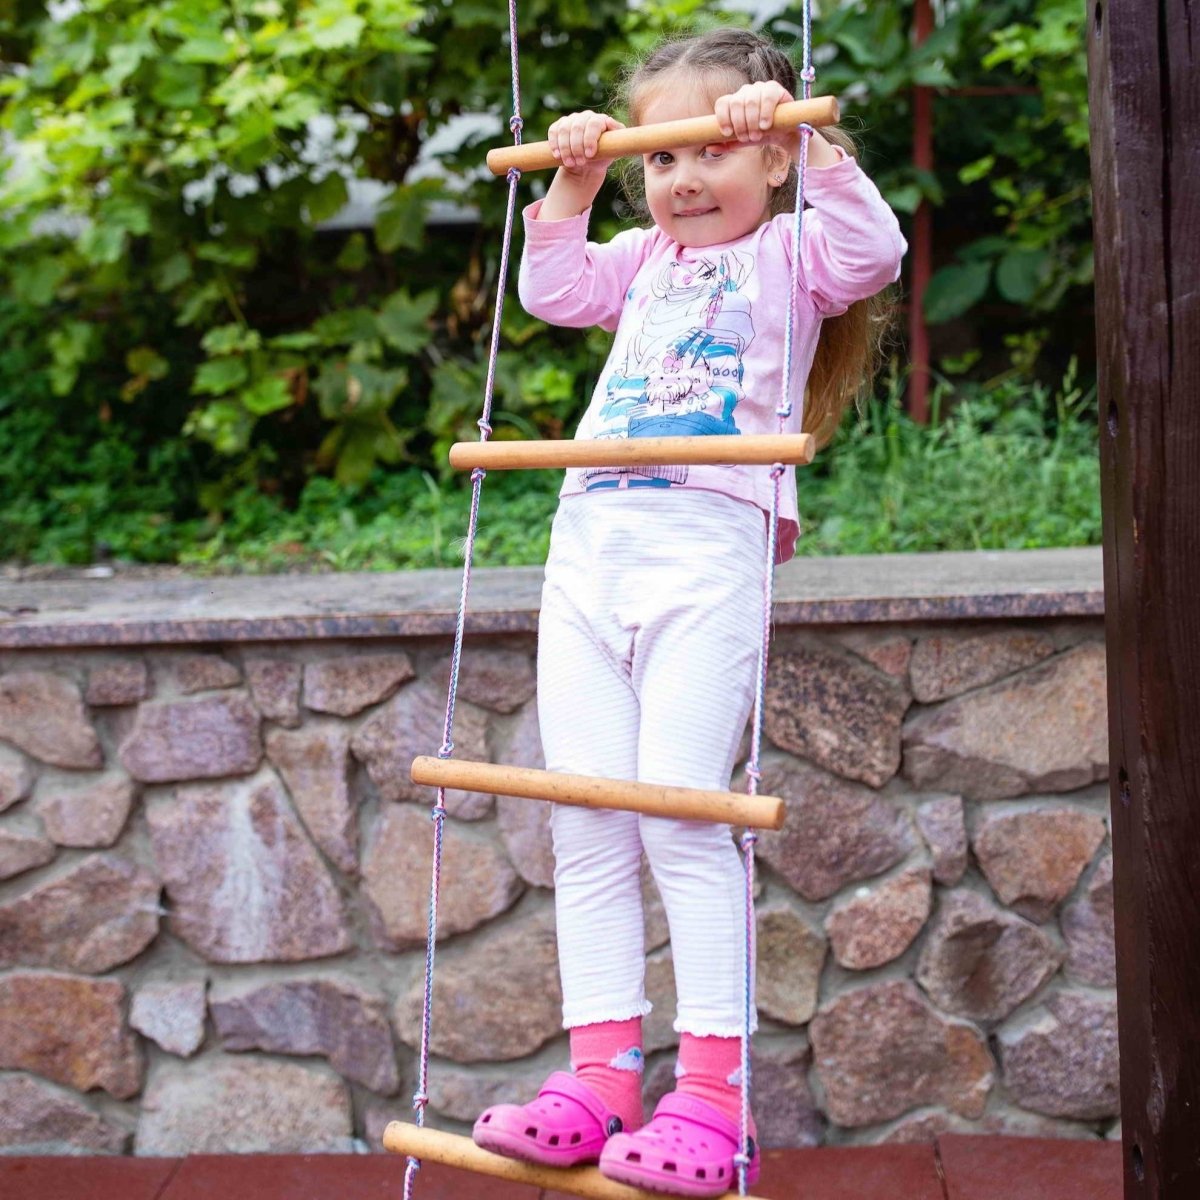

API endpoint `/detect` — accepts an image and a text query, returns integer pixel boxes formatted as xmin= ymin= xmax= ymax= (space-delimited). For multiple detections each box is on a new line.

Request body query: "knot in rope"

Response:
xmin=509 ymin=115 xmax=524 ymax=137
xmin=798 ymin=122 xmax=815 ymax=138
xmin=477 ymin=417 xmax=493 ymax=437
xmin=430 ymin=804 xmax=447 ymax=822
xmin=740 ymin=830 xmax=759 ymax=850
xmin=507 ymin=166 xmax=522 ymax=185
xmin=799 ymin=65 xmax=817 ymax=83
xmin=470 ymin=466 xmax=487 ymax=485
xmin=405 ymin=1155 xmax=421 ymax=1174
xmin=411 ymin=1091 xmax=429 ymax=1109
xmin=769 ymin=462 xmax=785 ymax=480
xmin=744 ymin=763 xmax=762 ymax=783
xmin=437 ymin=742 xmax=454 ymax=759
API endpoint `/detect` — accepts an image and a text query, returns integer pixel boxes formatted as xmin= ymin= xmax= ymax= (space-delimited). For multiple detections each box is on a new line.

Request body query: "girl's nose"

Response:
xmin=671 ymin=171 xmax=701 ymax=195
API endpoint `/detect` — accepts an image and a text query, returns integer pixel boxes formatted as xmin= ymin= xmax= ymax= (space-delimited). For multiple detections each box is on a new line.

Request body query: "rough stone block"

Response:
xmin=352 ymin=678 xmax=491 ymax=818
xmin=0 ymin=744 xmax=36 ymax=812
xmin=266 ymin=722 xmax=357 ymax=873
xmin=915 ymin=794 xmax=968 ymax=885
xmin=0 ymin=670 xmax=103 ymax=769
xmin=973 ymin=805 xmax=1107 ymax=922
xmin=85 ymin=660 xmax=151 ymax=707
xmin=838 ymin=631 xmax=914 ymax=680
xmin=164 ymin=653 xmax=242 ymax=694
xmin=0 ymin=972 xmax=142 ymax=1098
xmin=826 ymin=868 xmax=932 ymax=970
xmin=765 ymin=640 xmax=911 ymax=787
xmin=1061 ymin=855 xmax=1116 ymax=986
xmin=130 ymin=979 xmax=207 ymax=1057
xmin=135 ymin=1057 xmax=353 ymax=1154
xmin=643 ymin=948 xmax=678 ymax=1055
xmin=756 ymin=902 xmax=826 ymax=1025
xmin=0 ymin=853 xmax=161 ymax=974
xmin=244 ymin=656 xmax=303 ymax=728
xmin=35 ymin=772 xmax=135 ymax=848
xmin=915 ymin=889 xmax=1062 ymax=1022
xmin=997 ymin=991 xmax=1119 ymax=1120
xmin=436 ymin=646 xmax=536 ymax=714
xmin=423 ymin=1058 xmax=552 ymax=1124
xmin=754 ymin=1037 xmax=823 ymax=1149
xmin=757 ymin=757 xmax=912 ymax=901
xmin=211 ymin=975 xmax=399 ymax=1094
xmin=394 ymin=904 xmax=562 ymax=1063
xmin=146 ymin=771 xmax=351 ymax=963
xmin=361 ymin=804 xmax=522 ymax=949
xmin=0 ymin=815 xmax=56 ymax=880
xmin=909 ymin=629 xmax=1056 ymax=703
xmin=902 ymin=642 xmax=1108 ymax=800
xmin=119 ymin=692 xmax=262 ymax=783
xmin=492 ymin=700 xmax=554 ymax=888
xmin=809 ymin=979 xmax=994 ymax=1126
xmin=0 ymin=1074 xmax=128 ymax=1154
xmin=304 ymin=653 xmax=415 ymax=717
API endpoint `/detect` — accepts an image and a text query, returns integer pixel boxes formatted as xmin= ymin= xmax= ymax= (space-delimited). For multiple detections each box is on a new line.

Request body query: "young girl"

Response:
xmin=472 ymin=27 xmax=905 ymax=1196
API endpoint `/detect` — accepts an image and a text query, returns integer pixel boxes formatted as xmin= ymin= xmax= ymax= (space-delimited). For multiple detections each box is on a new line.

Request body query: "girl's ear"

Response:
xmin=765 ymin=144 xmax=791 ymax=186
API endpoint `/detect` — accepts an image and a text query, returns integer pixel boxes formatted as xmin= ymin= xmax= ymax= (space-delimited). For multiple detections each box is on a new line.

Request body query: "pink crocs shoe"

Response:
xmin=598 ymin=1091 xmax=759 ymax=1197
xmin=472 ymin=1071 xmax=629 ymax=1168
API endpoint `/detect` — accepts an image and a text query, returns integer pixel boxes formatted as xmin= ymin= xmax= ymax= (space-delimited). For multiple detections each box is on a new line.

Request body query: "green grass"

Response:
xmin=1 ymin=363 xmax=1101 ymax=573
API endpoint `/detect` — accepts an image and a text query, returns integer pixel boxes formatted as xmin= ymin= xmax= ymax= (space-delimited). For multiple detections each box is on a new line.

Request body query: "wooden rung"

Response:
xmin=487 ymin=94 xmax=840 ymax=175
xmin=383 ymin=1123 xmax=773 ymax=1200
xmin=448 ymin=433 xmax=815 ymax=472
xmin=410 ymin=757 xmax=785 ymax=830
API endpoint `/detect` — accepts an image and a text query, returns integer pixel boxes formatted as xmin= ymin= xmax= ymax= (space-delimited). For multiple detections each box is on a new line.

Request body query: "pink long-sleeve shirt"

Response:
xmin=518 ymin=151 xmax=907 ymax=561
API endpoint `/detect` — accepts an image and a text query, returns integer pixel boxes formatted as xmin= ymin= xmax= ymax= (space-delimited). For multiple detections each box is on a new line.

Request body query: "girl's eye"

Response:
xmin=649 ymin=151 xmax=674 ymax=167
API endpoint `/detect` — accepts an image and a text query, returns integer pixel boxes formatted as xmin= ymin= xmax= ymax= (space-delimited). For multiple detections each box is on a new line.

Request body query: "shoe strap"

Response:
xmin=652 ymin=1091 xmax=742 ymax=1144
xmin=537 ymin=1071 xmax=618 ymax=1125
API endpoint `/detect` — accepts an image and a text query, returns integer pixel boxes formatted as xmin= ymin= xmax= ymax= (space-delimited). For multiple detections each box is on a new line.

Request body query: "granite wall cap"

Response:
xmin=0 ymin=547 xmax=1103 ymax=649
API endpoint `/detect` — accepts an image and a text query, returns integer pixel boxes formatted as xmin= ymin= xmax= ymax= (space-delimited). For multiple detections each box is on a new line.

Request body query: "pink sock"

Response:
xmin=675 ymin=1033 xmax=757 ymax=1139
xmin=569 ymin=1017 xmax=645 ymax=1133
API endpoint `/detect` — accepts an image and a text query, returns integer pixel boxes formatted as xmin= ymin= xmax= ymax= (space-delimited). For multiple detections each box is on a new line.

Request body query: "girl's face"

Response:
xmin=636 ymin=78 xmax=785 ymax=248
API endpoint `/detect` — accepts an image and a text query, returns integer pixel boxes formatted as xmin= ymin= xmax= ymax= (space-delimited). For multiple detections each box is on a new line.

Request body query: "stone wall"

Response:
xmin=0 ymin=553 xmax=1118 ymax=1156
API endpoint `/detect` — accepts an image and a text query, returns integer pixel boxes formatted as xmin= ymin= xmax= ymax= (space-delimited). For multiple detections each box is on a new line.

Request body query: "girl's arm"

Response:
xmin=717 ymin=82 xmax=907 ymax=313
xmin=536 ymin=110 xmax=625 ymax=220
xmin=519 ymin=110 xmax=654 ymax=331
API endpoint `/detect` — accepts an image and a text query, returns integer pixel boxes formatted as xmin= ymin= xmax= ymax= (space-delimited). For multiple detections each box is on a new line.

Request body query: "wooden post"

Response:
xmin=1088 ymin=2 xmax=1200 ymax=1197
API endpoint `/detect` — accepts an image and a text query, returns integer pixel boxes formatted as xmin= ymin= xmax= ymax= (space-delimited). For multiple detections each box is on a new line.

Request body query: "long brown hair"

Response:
xmin=617 ymin=28 xmax=897 ymax=449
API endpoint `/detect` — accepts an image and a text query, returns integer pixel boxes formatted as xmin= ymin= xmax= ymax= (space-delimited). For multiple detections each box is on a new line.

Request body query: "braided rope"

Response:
xmin=404 ymin=3 xmax=816 ymax=1194
xmin=401 ymin=3 xmax=524 ymax=1196
xmin=738 ymin=2 xmax=815 ymax=1193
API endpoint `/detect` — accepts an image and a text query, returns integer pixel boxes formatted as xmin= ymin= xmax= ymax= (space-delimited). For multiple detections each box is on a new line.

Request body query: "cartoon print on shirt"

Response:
xmin=581 ymin=250 xmax=756 ymax=489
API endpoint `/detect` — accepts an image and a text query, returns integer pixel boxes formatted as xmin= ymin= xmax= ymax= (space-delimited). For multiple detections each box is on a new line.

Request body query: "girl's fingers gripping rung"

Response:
xmin=487 ymin=95 xmax=839 ymax=175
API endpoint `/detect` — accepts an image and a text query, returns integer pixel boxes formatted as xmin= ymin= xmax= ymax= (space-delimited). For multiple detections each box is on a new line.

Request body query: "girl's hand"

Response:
xmin=547 ymin=110 xmax=626 ymax=175
xmin=714 ymin=81 xmax=796 ymax=146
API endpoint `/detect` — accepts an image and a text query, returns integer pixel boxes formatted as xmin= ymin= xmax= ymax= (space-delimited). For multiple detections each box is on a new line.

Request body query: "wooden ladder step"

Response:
xmin=448 ymin=433 xmax=815 ymax=471
xmin=410 ymin=757 xmax=784 ymax=830
xmin=487 ymin=94 xmax=839 ymax=175
xmin=383 ymin=1123 xmax=774 ymax=1200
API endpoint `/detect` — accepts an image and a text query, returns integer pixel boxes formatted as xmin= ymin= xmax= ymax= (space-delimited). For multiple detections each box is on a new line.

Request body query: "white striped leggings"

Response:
xmin=537 ymin=487 xmax=765 ymax=1037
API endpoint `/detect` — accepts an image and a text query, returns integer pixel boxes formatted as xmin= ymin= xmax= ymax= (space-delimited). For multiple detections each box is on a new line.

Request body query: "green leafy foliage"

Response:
xmin=785 ymin=0 xmax=1092 ymax=357
xmin=0 ymin=1 xmax=1098 ymax=568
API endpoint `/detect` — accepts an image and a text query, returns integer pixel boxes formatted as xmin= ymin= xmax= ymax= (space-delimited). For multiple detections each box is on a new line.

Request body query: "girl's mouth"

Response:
xmin=676 ymin=207 xmax=717 ymax=218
